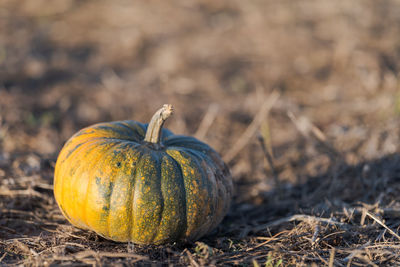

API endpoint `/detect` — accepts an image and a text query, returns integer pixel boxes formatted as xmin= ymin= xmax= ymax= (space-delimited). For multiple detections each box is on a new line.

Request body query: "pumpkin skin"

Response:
xmin=54 ymin=112 xmax=233 ymax=244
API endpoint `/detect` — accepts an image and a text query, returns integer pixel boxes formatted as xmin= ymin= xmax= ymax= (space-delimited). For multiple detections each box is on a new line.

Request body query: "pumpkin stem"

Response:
xmin=144 ymin=104 xmax=174 ymax=144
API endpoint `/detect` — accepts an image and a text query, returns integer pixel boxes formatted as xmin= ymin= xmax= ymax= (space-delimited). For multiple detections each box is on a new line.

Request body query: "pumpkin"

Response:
xmin=54 ymin=104 xmax=233 ymax=244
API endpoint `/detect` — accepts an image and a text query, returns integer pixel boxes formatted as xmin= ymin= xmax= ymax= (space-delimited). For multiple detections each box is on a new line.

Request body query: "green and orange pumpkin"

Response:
xmin=54 ymin=104 xmax=233 ymax=244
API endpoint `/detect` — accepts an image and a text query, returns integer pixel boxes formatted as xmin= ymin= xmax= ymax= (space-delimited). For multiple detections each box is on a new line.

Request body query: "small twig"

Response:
xmin=311 ymin=225 xmax=321 ymax=247
xmin=360 ymin=208 xmax=367 ymax=226
xmin=251 ymin=214 xmax=350 ymax=233
xmin=34 ymin=183 xmax=53 ymax=190
xmin=224 ymin=91 xmax=280 ymax=163
xmin=365 ymin=210 xmax=400 ymax=241
xmin=343 ymin=243 xmax=367 ymax=260
xmin=53 ymin=250 xmax=148 ymax=261
xmin=0 ymin=225 xmax=17 ymax=233
xmin=320 ymin=231 xmax=346 ymax=241
xmin=0 ymin=187 xmax=48 ymax=200
xmin=65 ymin=242 xmax=87 ymax=248
xmin=257 ymin=133 xmax=280 ymax=188
xmin=195 ymin=103 xmax=219 ymax=140
xmin=343 ymin=242 xmax=378 ymax=267
xmin=287 ymin=111 xmax=341 ymax=159
xmin=246 ymin=230 xmax=289 ymax=251
xmin=184 ymin=249 xmax=200 ymax=267
xmin=315 ymin=252 xmax=329 ymax=266
xmin=0 ymin=252 xmax=7 ymax=263
xmin=96 ymin=251 xmax=148 ymax=260
xmin=329 ymin=248 xmax=335 ymax=267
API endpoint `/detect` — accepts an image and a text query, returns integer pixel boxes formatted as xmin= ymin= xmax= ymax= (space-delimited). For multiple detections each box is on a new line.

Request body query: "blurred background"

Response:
xmin=2 ymin=0 xmax=400 ymax=191
xmin=2 ymin=0 xmax=400 ymax=265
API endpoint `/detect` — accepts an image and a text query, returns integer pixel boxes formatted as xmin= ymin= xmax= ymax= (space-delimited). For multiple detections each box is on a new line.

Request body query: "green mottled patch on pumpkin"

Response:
xmin=131 ymin=152 xmax=164 ymax=243
xmin=102 ymin=205 xmax=109 ymax=212
xmin=95 ymin=176 xmax=115 ymax=199
xmin=166 ymin=148 xmax=213 ymax=240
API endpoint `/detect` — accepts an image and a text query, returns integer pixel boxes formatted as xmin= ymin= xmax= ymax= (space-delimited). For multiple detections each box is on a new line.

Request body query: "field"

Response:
xmin=1 ymin=0 xmax=400 ymax=266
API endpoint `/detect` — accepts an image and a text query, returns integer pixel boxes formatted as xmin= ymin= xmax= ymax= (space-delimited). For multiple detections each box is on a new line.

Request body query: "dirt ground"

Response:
xmin=1 ymin=0 xmax=400 ymax=266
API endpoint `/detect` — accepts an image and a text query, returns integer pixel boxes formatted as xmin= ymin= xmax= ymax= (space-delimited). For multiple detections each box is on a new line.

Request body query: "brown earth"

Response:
xmin=1 ymin=0 xmax=400 ymax=266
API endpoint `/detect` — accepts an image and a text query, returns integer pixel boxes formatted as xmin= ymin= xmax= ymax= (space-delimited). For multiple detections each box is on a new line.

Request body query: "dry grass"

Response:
xmin=1 ymin=0 xmax=400 ymax=266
